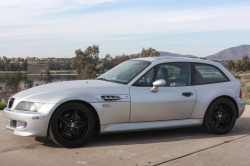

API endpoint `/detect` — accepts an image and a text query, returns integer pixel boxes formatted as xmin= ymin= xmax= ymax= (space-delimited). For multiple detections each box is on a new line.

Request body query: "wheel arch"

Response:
xmin=204 ymin=95 xmax=239 ymax=121
xmin=47 ymin=100 xmax=101 ymax=136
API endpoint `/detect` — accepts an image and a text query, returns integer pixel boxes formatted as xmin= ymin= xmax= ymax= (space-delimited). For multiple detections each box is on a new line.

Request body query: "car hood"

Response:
xmin=11 ymin=80 xmax=130 ymax=106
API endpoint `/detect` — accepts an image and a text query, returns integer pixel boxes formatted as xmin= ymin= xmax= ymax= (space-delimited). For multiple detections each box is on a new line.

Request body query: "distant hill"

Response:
xmin=131 ymin=45 xmax=250 ymax=60
xmin=158 ymin=51 xmax=196 ymax=58
xmin=206 ymin=45 xmax=250 ymax=60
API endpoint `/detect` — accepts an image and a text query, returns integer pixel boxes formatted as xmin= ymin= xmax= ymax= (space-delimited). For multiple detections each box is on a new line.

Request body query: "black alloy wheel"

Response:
xmin=212 ymin=104 xmax=232 ymax=130
xmin=49 ymin=102 xmax=95 ymax=148
xmin=203 ymin=98 xmax=237 ymax=135
xmin=57 ymin=109 xmax=88 ymax=141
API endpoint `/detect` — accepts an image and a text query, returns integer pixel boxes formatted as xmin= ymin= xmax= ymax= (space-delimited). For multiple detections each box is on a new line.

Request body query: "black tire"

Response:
xmin=203 ymin=98 xmax=237 ymax=135
xmin=49 ymin=102 xmax=95 ymax=148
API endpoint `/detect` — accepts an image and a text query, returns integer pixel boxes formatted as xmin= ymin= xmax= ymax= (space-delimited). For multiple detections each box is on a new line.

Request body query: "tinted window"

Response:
xmin=156 ymin=63 xmax=191 ymax=86
xmin=195 ymin=64 xmax=228 ymax=84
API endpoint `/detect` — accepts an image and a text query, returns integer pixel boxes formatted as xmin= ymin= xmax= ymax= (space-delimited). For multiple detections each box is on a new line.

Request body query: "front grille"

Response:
xmin=8 ymin=98 xmax=15 ymax=108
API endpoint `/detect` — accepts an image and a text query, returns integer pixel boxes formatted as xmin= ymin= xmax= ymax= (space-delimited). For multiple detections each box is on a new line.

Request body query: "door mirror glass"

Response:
xmin=151 ymin=79 xmax=166 ymax=92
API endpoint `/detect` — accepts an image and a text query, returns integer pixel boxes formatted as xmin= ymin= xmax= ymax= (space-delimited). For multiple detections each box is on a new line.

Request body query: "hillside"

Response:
xmin=158 ymin=51 xmax=196 ymax=58
xmin=206 ymin=45 xmax=250 ymax=60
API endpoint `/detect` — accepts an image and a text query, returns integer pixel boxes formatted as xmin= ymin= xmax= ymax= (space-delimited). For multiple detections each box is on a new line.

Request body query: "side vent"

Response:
xmin=8 ymin=98 xmax=15 ymax=108
xmin=95 ymin=95 xmax=130 ymax=102
xmin=101 ymin=96 xmax=121 ymax=101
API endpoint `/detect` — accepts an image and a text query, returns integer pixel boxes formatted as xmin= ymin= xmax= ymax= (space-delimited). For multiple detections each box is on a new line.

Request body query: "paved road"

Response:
xmin=0 ymin=106 xmax=250 ymax=166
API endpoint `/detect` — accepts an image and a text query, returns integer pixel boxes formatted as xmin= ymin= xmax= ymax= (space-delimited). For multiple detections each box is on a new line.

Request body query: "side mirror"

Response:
xmin=151 ymin=79 xmax=166 ymax=92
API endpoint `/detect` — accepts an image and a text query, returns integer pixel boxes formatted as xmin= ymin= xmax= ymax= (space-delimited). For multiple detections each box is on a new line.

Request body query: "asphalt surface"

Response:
xmin=0 ymin=106 xmax=250 ymax=166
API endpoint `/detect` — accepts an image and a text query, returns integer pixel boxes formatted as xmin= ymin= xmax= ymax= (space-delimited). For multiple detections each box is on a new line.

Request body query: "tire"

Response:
xmin=203 ymin=98 xmax=237 ymax=135
xmin=49 ymin=102 xmax=95 ymax=148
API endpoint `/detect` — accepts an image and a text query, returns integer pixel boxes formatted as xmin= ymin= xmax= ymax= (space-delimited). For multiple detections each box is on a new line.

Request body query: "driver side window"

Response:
xmin=134 ymin=63 xmax=191 ymax=87
xmin=134 ymin=68 xmax=155 ymax=86
xmin=155 ymin=63 xmax=191 ymax=86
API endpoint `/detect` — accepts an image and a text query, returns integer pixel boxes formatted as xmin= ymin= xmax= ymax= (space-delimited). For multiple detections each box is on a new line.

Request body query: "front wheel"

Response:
xmin=203 ymin=98 xmax=237 ymax=134
xmin=49 ymin=102 xmax=95 ymax=148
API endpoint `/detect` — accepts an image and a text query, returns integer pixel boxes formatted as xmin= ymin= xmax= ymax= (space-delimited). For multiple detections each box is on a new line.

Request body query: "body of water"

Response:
xmin=0 ymin=74 xmax=78 ymax=89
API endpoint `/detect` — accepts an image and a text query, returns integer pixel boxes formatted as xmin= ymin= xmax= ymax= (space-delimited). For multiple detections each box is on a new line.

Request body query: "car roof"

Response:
xmin=130 ymin=57 xmax=207 ymax=62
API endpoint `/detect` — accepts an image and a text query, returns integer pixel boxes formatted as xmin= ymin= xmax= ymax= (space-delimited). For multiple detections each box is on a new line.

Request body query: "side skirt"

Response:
xmin=100 ymin=119 xmax=203 ymax=133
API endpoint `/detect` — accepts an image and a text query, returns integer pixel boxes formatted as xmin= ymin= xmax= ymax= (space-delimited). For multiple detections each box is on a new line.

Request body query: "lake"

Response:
xmin=0 ymin=74 xmax=78 ymax=88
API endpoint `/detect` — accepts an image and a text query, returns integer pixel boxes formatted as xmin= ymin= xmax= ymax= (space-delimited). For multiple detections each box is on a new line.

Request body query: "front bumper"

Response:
xmin=3 ymin=103 xmax=59 ymax=137
xmin=235 ymin=97 xmax=246 ymax=118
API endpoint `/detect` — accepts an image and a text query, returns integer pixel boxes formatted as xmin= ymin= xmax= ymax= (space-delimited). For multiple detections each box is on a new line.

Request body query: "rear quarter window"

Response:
xmin=195 ymin=64 xmax=229 ymax=85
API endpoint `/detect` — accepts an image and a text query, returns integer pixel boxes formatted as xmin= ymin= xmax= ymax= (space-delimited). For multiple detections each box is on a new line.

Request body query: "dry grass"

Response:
xmin=233 ymin=73 xmax=250 ymax=87
xmin=232 ymin=72 xmax=250 ymax=104
xmin=242 ymin=87 xmax=250 ymax=104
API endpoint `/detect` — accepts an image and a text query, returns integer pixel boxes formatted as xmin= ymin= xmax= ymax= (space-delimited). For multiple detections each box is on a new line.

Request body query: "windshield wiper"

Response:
xmin=96 ymin=78 xmax=126 ymax=84
xmin=96 ymin=78 xmax=110 ymax=82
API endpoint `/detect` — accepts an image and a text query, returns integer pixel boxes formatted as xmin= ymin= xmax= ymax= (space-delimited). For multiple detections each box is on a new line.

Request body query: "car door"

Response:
xmin=130 ymin=62 xmax=197 ymax=122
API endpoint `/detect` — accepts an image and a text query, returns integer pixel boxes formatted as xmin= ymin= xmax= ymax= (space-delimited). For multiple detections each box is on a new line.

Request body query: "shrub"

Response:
xmin=0 ymin=71 xmax=34 ymax=102
xmin=234 ymin=75 xmax=241 ymax=79
xmin=0 ymin=102 xmax=7 ymax=110
xmin=0 ymin=89 xmax=13 ymax=104
xmin=2 ymin=71 xmax=22 ymax=92
xmin=242 ymin=87 xmax=250 ymax=105
xmin=239 ymin=81 xmax=246 ymax=87
xmin=242 ymin=75 xmax=250 ymax=80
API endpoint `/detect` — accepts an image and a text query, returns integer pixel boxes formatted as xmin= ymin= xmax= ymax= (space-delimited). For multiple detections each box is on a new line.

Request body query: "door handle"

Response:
xmin=182 ymin=92 xmax=193 ymax=97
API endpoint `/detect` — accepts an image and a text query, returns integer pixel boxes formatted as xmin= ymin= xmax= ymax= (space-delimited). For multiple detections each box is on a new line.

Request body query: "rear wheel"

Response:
xmin=203 ymin=98 xmax=237 ymax=134
xmin=49 ymin=102 xmax=95 ymax=148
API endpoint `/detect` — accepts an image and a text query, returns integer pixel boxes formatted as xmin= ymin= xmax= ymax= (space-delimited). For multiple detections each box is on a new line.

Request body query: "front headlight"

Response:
xmin=15 ymin=102 xmax=44 ymax=112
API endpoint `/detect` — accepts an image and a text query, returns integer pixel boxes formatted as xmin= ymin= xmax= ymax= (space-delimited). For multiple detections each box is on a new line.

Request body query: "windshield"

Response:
xmin=97 ymin=60 xmax=150 ymax=84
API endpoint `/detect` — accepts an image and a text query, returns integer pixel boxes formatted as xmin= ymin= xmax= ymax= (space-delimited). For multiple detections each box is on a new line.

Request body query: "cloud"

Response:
xmin=77 ymin=0 xmax=116 ymax=5
xmin=1 ymin=1 xmax=250 ymax=57
xmin=1 ymin=4 xmax=250 ymax=32
xmin=0 ymin=0 xmax=116 ymax=8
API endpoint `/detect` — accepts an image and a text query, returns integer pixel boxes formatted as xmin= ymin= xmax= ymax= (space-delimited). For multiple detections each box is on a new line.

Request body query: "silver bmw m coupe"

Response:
xmin=3 ymin=57 xmax=246 ymax=148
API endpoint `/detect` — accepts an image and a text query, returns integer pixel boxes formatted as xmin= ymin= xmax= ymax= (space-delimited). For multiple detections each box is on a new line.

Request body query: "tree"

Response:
xmin=0 ymin=57 xmax=28 ymax=71
xmin=113 ymin=54 xmax=129 ymax=66
xmin=2 ymin=70 xmax=22 ymax=92
xmin=38 ymin=67 xmax=52 ymax=84
xmin=24 ymin=78 xmax=34 ymax=89
xmin=71 ymin=45 xmax=99 ymax=79
xmin=140 ymin=47 xmax=160 ymax=57
xmin=44 ymin=67 xmax=52 ymax=84
xmin=227 ymin=60 xmax=235 ymax=70
xmin=102 ymin=54 xmax=113 ymax=72
xmin=241 ymin=55 xmax=250 ymax=71
xmin=130 ymin=53 xmax=140 ymax=59
xmin=22 ymin=59 xmax=28 ymax=71
xmin=235 ymin=60 xmax=242 ymax=72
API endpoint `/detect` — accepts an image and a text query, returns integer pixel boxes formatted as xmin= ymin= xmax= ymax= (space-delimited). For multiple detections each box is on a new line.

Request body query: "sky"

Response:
xmin=1 ymin=0 xmax=250 ymax=58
